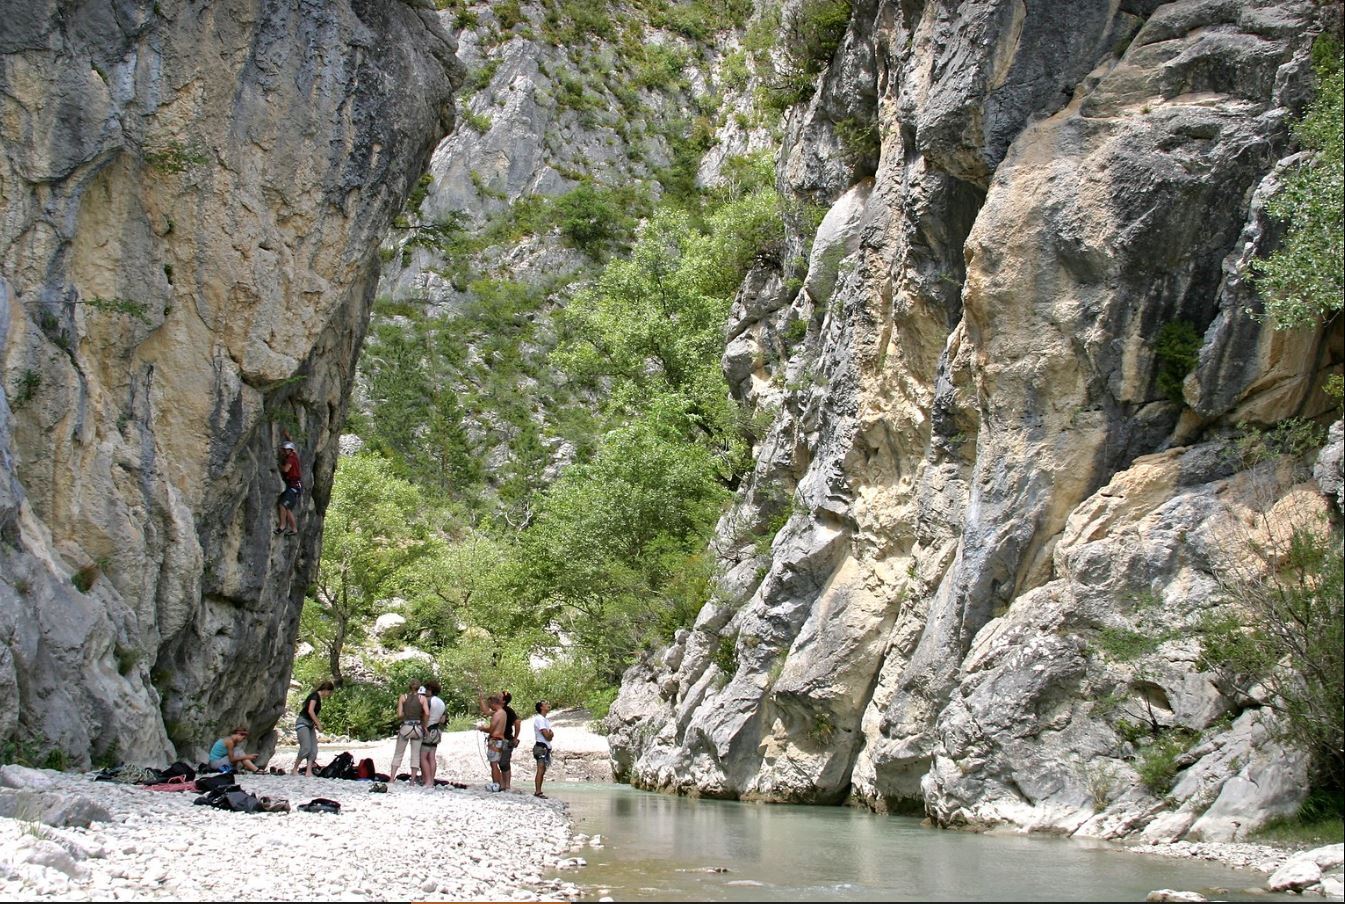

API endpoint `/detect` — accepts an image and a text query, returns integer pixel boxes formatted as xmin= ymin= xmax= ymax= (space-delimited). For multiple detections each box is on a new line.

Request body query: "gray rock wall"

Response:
xmin=608 ymin=0 xmax=1343 ymax=841
xmin=0 ymin=0 xmax=460 ymax=765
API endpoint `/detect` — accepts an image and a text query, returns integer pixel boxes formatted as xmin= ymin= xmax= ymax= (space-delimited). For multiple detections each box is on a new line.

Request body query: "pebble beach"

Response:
xmin=0 ymin=713 xmax=612 ymax=902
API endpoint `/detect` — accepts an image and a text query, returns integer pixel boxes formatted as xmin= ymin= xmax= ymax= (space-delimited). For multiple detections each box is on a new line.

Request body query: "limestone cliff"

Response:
xmin=609 ymin=0 xmax=1343 ymax=842
xmin=0 ymin=0 xmax=460 ymax=765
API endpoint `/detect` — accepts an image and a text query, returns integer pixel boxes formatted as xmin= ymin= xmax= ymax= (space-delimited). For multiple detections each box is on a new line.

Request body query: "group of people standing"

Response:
xmin=475 ymin=691 xmax=554 ymax=798
xmin=286 ymin=680 xmax=554 ymax=797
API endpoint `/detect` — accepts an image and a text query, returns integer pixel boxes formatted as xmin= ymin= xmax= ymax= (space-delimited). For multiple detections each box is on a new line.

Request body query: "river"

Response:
xmin=549 ymin=784 xmax=1292 ymax=901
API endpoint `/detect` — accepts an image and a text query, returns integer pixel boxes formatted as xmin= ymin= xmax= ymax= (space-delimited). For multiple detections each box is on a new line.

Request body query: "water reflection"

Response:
xmin=552 ymin=784 xmax=1293 ymax=902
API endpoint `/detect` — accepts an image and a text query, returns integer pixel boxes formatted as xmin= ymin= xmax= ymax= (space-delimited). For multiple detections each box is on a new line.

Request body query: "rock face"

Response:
xmin=0 ymin=0 xmax=460 ymax=764
xmin=608 ymin=0 xmax=1344 ymax=840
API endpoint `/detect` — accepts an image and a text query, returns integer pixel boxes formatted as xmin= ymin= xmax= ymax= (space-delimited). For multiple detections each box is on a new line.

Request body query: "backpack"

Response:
xmin=161 ymin=761 xmax=196 ymax=781
xmin=195 ymin=773 xmax=237 ymax=793
xmin=317 ymin=751 xmax=354 ymax=780
xmin=192 ymin=784 xmax=240 ymax=806
xmin=355 ymin=757 xmax=376 ymax=780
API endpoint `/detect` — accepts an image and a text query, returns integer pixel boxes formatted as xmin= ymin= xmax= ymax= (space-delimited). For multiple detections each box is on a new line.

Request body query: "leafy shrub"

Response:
xmin=460 ymin=107 xmax=493 ymax=135
xmin=1253 ymin=38 xmax=1343 ymax=328
xmin=1094 ymin=625 xmax=1173 ymax=661
xmin=1153 ymin=319 xmax=1201 ymax=404
xmin=809 ymin=712 xmax=836 ymax=745
xmin=1200 ymin=525 xmax=1344 ymax=807
xmin=712 ymin=632 xmax=739 ymax=677
xmin=834 ymin=115 xmax=880 ymax=171
xmin=753 ymin=0 xmax=852 ymax=113
xmin=495 ymin=0 xmax=526 ymax=30
xmin=553 ymin=183 xmax=626 ymax=255
xmin=1231 ymin=417 xmax=1329 ymax=468
xmin=1135 ymin=729 xmax=1197 ymax=796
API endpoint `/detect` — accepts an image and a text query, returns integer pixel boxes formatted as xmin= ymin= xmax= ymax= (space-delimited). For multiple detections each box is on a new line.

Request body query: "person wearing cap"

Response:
xmin=275 ymin=433 xmax=302 ymax=536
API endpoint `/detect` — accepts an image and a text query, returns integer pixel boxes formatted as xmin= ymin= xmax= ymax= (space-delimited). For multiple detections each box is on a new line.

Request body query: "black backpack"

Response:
xmin=192 ymin=784 xmax=240 ymax=806
xmin=195 ymin=773 xmax=236 ymax=793
xmin=162 ymin=761 xmax=196 ymax=781
xmin=318 ymin=751 xmax=354 ymax=780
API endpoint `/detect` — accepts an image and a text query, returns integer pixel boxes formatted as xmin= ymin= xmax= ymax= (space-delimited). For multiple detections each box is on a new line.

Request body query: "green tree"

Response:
xmin=1255 ymin=40 xmax=1343 ymax=327
xmin=308 ymin=455 xmax=437 ymax=683
xmin=517 ymin=418 xmax=729 ymax=680
xmin=1200 ymin=525 xmax=1344 ymax=804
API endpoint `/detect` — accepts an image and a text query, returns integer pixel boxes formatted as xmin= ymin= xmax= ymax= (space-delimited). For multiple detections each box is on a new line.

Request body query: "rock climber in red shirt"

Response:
xmin=275 ymin=435 xmax=302 ymax=536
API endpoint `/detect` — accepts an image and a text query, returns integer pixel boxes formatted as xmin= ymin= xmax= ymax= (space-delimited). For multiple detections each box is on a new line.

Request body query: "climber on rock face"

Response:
xmin=275 ymin=433 xmax=302 ymax=537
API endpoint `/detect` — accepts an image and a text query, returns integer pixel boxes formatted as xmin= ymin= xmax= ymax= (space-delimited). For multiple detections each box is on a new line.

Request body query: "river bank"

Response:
xmin=272 ymin=708 xmax=612 ymax=788
xmin=0 ymin=765 xmax=580 ymax=901
xmin=552 ymin=784 xmax=1339 ymax=903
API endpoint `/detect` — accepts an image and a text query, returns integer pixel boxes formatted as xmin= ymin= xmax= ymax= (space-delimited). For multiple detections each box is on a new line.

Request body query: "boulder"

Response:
xmin=373 ymin=613 xmax=408 ymax=642
xmin=0 ymin=764 xmax=57 ymax=791
xmin=1146 ymin=892 xmax=1207 ymax=903
xmin=0 ymin=788 xmax=110 ymax=828
xmin=1315 ymin=421 xmax=1343 ymax=511
xmin=9 ymin=837 xmax=86 ymax=879
xmin=1268 ymin=858 xmax=1323 ymax=894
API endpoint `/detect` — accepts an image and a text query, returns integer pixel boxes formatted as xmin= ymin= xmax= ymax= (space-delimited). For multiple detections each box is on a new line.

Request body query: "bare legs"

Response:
xmin=420 ymin=746 xmax=438 ymax=787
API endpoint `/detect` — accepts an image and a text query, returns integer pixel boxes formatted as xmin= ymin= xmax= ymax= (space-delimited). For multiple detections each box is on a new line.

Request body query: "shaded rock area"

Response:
xmin=608 ymin=0 xmax=1344 ymax=842
xmin=0 ymin=0 xmax=461 ymax=765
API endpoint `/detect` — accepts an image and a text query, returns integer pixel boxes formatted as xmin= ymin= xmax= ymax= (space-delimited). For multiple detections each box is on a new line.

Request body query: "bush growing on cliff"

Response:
xmin=1153 ymin=319 xmax=1201 ymax=404
xmin=750 ymin=0 xmax=852 ymax=112
xmin=1254 ymin=38 xmax=1343 ymax=327
xmin=1200 ymin=524 xmax=1345 ymax=808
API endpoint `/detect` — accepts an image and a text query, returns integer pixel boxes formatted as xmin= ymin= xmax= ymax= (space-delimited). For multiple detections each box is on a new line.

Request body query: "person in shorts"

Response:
xmin=499 ymin=691 xmax=520 ymax=791
xmin=274 ymin=439 xmax=302 ymax=536
xmin=532 ymin=700 xmax=554 ymax=798
xmin=476 ymin=693 xmax=507 ymax=791
xmin=419 ymin=680 xmax=445 ymax=787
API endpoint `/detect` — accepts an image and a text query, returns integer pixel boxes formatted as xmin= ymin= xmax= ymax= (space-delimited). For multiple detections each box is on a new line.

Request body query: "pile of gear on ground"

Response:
xmin=89 ymin=751 xmax=459 ymax=815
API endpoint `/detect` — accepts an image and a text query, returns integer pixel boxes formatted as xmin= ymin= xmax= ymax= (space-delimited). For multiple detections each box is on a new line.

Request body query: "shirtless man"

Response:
xmin=476 ymin=693 xmax=507 ymax=791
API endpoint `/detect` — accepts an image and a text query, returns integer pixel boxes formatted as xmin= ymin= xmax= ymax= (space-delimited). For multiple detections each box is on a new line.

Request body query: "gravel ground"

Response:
xmin=0 ymin=715 xmax=615 ymax=903
xmin=0 ymin=771 xmax=582 ymax=901
xmin=273 ymin=709 xmax=613 ymax=788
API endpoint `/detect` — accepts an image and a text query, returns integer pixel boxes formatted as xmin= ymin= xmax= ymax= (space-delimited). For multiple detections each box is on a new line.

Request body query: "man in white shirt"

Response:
xmin=532 ymin=700 xmax=554 ymax=799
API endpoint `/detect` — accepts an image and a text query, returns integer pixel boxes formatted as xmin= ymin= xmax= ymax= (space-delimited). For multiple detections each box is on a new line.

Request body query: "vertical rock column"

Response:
xmin=0 ymin=0 xmax=461 ymax=764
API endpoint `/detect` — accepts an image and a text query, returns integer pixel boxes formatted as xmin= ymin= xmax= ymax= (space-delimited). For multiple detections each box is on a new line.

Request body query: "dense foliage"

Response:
xmin=1200 ymin=525 xmax=1344 ymax=808
xmin=1255 ymin=38 xmax=1343 ymax=327
xmin=300 ymin=143 xmax=783 ymax=737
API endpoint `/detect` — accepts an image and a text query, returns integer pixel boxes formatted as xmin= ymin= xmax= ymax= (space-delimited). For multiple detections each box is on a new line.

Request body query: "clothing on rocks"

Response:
xmin=297 ymin=798 xmax=341 ymax=814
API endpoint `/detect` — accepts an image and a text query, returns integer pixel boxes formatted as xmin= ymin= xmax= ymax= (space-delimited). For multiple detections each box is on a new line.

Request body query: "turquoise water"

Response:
xmin=549 ymin=784 xmax=1289 ymax=902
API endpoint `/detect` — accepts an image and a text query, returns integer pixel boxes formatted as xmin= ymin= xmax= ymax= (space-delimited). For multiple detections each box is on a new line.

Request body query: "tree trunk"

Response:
xmin=329 ymin=615 xmax=347 ymax=685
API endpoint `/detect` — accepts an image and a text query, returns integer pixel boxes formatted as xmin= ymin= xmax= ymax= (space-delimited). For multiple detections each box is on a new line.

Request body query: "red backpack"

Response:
xmin=356 ymin=757 xmax=376 ymax=780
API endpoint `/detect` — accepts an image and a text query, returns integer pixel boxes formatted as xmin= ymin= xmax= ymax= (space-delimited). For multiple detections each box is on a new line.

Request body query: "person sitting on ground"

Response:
xmin=388 ymin=679 xmax=426 ymax=782
xmin=532 ymin=700 xmax=554 ymax=799
xmin=274 ymin=436 xmax=303 ymax=536
xmin=293 ymin=680 xmax=334 ymax=777
xmin=476 ymin=693 xmax=507 ymax=791
xmin=419 ymin=680 xmax=446 ymax=787
xmin=208 ymin=727 xmax=260 ymax=773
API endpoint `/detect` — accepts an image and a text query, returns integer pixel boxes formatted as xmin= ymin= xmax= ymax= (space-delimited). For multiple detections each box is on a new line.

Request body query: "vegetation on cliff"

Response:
xmin=297 ymin=0 xmax=795 ymax=737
